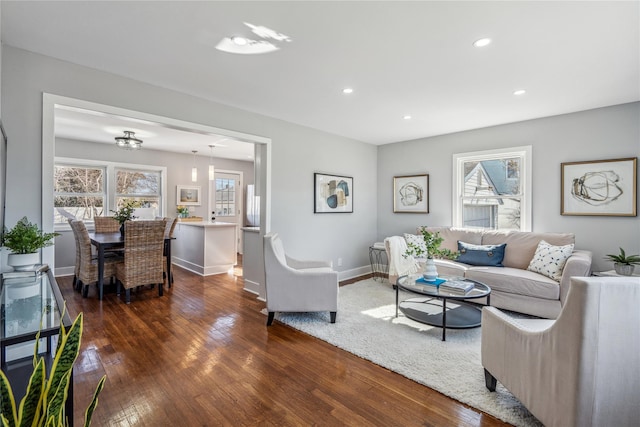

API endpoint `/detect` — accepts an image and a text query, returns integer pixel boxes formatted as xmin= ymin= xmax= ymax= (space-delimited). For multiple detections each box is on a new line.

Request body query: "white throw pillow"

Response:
xmin=403 ymin=233 xmax=426 ymax=254
xmin=527 ymin=240 xmax=574 ymax=281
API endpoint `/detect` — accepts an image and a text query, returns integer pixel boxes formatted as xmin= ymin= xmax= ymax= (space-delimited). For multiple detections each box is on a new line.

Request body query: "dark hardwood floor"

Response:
xmin=58 ymin=259 xmax=511 ymax=426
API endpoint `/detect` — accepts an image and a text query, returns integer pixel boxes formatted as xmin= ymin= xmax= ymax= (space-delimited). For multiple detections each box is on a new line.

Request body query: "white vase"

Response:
xmin=423 ymin=257 xmax=438 ymax=282
xmin=8 ymin=252 xmax=40 ymax=271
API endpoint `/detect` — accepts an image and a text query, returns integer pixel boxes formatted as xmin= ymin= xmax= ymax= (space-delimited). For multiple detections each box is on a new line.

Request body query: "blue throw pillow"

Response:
xmin=457 ymin=241 xmax=506 ymax=267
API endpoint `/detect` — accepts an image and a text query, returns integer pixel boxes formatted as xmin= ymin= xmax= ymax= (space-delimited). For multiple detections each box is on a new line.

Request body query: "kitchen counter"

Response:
xmin=172 ymin=221 xmax=237 ymax=276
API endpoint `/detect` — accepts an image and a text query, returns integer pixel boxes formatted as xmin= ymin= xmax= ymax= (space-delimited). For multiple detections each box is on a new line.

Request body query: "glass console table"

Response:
xmin=1 ymin=266 xmax=74 ymax=425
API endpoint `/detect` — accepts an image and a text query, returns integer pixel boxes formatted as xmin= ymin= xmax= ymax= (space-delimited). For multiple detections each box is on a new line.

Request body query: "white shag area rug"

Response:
xmin=273 ymin=278 xmax=542 ymax=427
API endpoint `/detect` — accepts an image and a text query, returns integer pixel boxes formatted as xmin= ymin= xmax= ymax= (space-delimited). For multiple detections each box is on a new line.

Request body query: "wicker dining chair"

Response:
xmin=115 ymin=220 xmax=166 ymax=303
xmin=69 ymin=218 xmax=81 ymax=292
xmin=70 ymin=219 xmax=123 ymax=298
xmin=163 ymin=217 xmax=178 ymax=286
xmin=94 ymin=216 xmax=120 ymax=233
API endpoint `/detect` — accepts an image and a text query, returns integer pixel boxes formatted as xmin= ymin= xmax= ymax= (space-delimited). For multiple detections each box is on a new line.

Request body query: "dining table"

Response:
xmin=88 ymin=232 xmax=174 ymax=300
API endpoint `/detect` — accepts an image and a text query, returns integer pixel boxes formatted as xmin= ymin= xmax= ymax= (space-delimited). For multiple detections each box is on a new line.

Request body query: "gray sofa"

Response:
xmin=386 ymin=226 xmax=592 ymax=319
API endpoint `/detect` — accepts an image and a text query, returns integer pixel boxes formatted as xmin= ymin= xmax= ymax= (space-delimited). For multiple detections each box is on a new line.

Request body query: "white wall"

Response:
xmin=2 ymin=46 xmax=378 ymax=277
xmin=377 ymin=102 xmax=640 ymax=272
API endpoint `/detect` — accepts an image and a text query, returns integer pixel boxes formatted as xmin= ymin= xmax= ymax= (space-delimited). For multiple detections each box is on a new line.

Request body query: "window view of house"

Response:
xmin=462 ymin=157 xmax=521 ymax=229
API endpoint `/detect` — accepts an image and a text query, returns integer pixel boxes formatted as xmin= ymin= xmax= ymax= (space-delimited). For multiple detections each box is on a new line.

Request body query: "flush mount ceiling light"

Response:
xmin=216 ymin=22 xmax=291 ymax=55
xmin=473 ymin=38 xmax=492 ymax=47
xmin=114 ymin=130 xmax=143 ymax=150
xmin=513 ymin=89 xmax=527 ymax=96
xmin=403 ymin=115 xmax=412 ymax=120
xmin=342 ymin=88 xmax=354 ymax=94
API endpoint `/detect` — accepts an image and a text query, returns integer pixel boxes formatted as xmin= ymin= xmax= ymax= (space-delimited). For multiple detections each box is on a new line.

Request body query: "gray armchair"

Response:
xmin=481 ymin=276 xmax=640 ymax=427
xmin=263 ymin=232 xmax=339 ymax=326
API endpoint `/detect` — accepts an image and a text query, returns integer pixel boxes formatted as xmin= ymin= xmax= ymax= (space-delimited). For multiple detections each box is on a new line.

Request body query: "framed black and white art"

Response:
xmin=393 ymin=174 xmax=429 ymax=213
xmin=561 ymin=157 xmax=637 ymax=216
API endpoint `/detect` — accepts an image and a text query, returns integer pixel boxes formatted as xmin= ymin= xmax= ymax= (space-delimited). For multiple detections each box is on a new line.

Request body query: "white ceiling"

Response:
xmin=54 ymin=105 xmax=255 ymax=161
xmin=2 ymin=1 xmax=639 ymax=147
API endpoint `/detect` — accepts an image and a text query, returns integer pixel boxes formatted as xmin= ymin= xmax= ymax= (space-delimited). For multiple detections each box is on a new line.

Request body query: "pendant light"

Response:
xmin=191 ymin=150 xmax=198 ymax=182
xmin=208 ymin=145 xmax=215 ymax=181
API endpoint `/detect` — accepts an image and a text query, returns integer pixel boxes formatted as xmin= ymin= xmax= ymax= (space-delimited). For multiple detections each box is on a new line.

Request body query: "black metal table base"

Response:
xmin=398 ymin=298 xmax=482 ymax=341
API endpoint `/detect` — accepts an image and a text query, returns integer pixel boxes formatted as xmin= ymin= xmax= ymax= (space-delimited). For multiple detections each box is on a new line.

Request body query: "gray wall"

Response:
xmin=377 ymin=102 xmax=640 ymax=272
xmin=2 ymin=46 xmax=378 ymax=276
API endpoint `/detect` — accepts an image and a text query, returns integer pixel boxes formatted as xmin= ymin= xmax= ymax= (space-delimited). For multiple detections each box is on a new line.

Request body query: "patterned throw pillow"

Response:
xmin=527 ymin=240 xmax=575 ymax=281
xmin=403 ymin=233 xmax=426 ymax=255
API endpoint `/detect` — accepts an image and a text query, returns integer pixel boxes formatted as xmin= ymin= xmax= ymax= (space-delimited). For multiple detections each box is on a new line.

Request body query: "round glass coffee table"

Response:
xmin=396 ymin=274 xmax=491 ymax=341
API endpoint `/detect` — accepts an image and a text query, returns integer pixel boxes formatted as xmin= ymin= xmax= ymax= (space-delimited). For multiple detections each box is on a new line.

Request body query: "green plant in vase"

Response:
xmin=403 ymin=227 xmax=458 ymax=281
xmin=111 ymin=200 xmax=139 ymax=235
xmin=2 ymin=217 xmax=59 ymax=271
xmin=0 ymin=312 xmax=106 ymax=427
xmin=604 ymin=247 xmax=640 ymax=276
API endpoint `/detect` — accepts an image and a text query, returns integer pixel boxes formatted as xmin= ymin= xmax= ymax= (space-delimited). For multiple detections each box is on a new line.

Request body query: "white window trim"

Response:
xmin=54 ymin=157 xmax=167 ymax=230
xmin=452 ymin=145 xmax=532 ymax=231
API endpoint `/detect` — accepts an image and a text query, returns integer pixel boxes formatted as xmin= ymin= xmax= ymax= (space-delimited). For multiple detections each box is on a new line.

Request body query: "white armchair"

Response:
xmin=263 ymin=232 xmax=339 ymax=326
xmin=481 ymin=276 xmax=640 ymax=427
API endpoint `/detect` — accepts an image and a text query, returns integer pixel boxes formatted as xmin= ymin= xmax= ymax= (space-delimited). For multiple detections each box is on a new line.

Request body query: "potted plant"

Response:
xmin=2 ymin=217 xmax=59 ymax=271
xmin=0 ymin=312 xmax=106 ymax=426
xmin=404 ymin=227 xmax=457 ymax=281
xmin=604 ymin=247 xmax=640 ymax=276
xmin=111 ymin=200 xmax=139 ymax=236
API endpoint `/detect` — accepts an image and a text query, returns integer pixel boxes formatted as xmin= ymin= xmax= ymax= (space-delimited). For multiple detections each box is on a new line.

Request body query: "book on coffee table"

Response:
xmin=415 ymin=277 xmax=446 ymax=286
xmin=438 ymin=279 xmax=474 ymax=294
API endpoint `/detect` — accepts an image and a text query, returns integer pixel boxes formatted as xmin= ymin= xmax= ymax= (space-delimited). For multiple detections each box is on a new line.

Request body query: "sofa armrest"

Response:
xmin=559 ymin=249 xmax=592 ymax=304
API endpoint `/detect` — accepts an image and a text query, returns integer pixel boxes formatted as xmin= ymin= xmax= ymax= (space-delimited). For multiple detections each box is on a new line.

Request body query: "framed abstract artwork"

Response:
xmin=176 ymin=185 xmax=201 ymax=206
xmin=561 ymin=157 xmax=637 ymax=216
xmin=394 ymin=174 xmax=429 ymax=213
xmin=314 ymin=173 xmax=353 ymax=213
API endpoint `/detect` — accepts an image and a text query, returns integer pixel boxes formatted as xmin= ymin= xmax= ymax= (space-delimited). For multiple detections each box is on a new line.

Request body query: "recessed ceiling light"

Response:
xmin=513 ymin=89 xmax=527 ymax=96
xmin=473 ymin=38 xmax=492 ymax=47
xmin=342 ymin=88 xmax=353 ymax=94
xmin=403 ymin=115 xmax=412 ymax=120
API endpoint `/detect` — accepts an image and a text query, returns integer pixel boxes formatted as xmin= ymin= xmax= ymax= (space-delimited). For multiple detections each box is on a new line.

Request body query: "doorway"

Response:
xmin=208 ymin=170 xmax=243 ymax=252
xmin=41 ymin=94 xmax=271 ymax=269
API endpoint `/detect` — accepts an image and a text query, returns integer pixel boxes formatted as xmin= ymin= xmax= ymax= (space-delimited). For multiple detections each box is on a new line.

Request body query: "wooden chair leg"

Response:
xmin=125 ymin=288 xmax=131 ymax=304
xmin=116 ymin=280 xmax=122 ymax=296
xmin=266 ymin=312 xmax=275 ymax=326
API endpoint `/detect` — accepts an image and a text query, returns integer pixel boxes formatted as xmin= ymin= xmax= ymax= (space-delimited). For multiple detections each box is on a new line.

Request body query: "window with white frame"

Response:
xmin=452 ymin=146 xmax=532 ymax=231
xmin=54 ymin=164 xmax=106 ymax=222
xmin=115 ymin=168 xmax=161 ymax=214
xmin=54 ymin=158 xmax=166 ymax=225
xmin=215 ymin=177 xmax=235 ymax=217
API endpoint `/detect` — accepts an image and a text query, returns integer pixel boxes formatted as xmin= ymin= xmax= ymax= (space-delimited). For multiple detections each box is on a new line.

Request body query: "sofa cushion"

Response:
xmin=457 ymin=241 xmax=506 ymax=267
xmin=403 ymin=233 xmax=426 ymax=253
xmin=481 ymin=231 xmax=575 ymax=269
xmin=527 ymin=240 xmax=575 ymax=281
xmin=465 ymin=267 xmax=560 ymax=300
xmin=424 ymin=226 xmax=483 ymax=253
xmin=433 ymin=259 xmax=470 ymax=276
